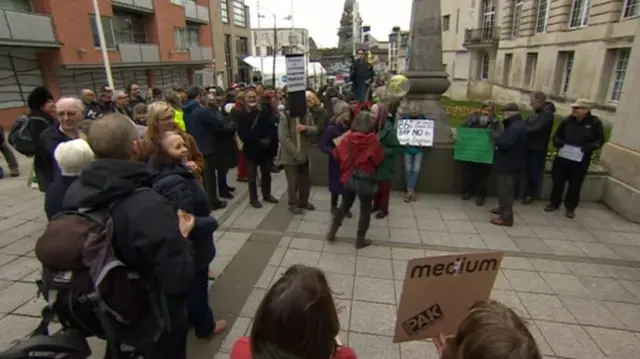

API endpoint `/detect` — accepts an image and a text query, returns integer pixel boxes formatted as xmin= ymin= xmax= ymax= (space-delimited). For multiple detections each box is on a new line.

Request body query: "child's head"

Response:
xmin=251 ymin=265 xmax=340 ymax=359
xmin=54 ymin=139 xmax=94 ymax=177
xmin=151 ymin=131 xmax=188 ymax=170
xmin=442 ymin=300 xmax=542 ymax=359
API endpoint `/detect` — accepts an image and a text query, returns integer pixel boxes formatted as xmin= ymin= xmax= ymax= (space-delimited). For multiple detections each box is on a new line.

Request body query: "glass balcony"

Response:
xmin=112 ymin=0 xmax=155 ymax=13
xmin=0 ymin=9 xmax=59 ymax=47
xmin=118 ymin=43 xmax=161 ymax=64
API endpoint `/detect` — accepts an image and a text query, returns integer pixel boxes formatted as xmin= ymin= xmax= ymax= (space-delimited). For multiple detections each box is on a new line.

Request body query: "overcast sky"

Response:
xmin=246 ymin=0 xmax=412 ymax=48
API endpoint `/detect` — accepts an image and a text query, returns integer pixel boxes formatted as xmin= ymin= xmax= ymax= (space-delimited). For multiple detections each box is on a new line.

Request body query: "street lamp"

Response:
xmin=258 ymin=12 xmax=277 ymax=86
xmin=91 ymin=0 xmax=114 ymax=89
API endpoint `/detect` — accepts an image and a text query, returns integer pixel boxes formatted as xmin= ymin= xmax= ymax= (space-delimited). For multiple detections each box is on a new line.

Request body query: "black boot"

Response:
xmin=249 ymin=182 xmax=262 ymax=208
xmin=355 ymin=233 xmax=372 ymax=249
xmin=326 ymin=217 xmax=340 ymax=242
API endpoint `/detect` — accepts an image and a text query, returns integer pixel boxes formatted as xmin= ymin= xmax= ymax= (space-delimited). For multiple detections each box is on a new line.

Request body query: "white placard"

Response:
xmin=558 ymin=144 xmax=584 ymax=162
xmin=396 ymin=118 xmax=435 ymax=147
xmin=285 ymin=55 xmax=307 ymax=93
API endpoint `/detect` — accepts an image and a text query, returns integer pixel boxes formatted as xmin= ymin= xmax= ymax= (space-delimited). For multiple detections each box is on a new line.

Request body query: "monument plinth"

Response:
xmin=399 ymin=0 xmax=452 ymax=145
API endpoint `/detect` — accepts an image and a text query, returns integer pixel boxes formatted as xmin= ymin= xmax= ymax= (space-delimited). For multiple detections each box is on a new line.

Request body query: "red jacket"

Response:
xmin=333 ymin=132 xmax=384 ymax=185
xmin=230 ymin=337 xmax=358 ymax=359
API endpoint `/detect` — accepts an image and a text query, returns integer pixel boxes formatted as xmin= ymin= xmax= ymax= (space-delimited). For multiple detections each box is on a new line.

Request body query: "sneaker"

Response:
xmin=544 ymin=204 xmax=558 ymax=212
xmin=289 ymin=207 xmax=304 ymax=215
xmin=565 ymin=209 xmax=575 ymax=219
xmin=355 ymin=237 xmax=372 ymax=249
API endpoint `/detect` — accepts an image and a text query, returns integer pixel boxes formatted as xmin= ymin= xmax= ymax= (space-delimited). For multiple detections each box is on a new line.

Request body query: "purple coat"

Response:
xmin=319 ymin=122 xmax=349 ymax=195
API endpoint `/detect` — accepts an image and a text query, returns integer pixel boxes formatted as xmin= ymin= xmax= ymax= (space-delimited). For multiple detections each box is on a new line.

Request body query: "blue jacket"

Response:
xmin=44 ymin=175 xmax=77 ymax=220
xmin=151 ymin=164 xmax=218 ymax=270
xmin=184 ymin=100 xmax=223 ymax=156
xmin=493 ymin=114 xmax=528 ymax=176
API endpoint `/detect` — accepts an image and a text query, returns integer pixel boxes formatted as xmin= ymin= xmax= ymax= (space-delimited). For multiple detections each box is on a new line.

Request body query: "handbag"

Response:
xmin=345 ymin=139 xmax=379 ymax=196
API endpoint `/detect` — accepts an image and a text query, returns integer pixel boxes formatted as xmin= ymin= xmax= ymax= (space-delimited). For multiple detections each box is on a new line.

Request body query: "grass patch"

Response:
xmin=442 ymin=97 xmax=611 ymax=163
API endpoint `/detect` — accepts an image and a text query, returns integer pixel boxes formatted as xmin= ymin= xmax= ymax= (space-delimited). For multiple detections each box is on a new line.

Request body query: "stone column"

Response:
xmin=399 ymin=0 xmax=452 ymax=145
xmin=599 ymin=22 xmax=640 ymax=223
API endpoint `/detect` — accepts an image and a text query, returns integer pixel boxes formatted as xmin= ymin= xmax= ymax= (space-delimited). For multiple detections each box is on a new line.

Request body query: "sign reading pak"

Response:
xmin=394 ymin=251 xmax=503 ymax=343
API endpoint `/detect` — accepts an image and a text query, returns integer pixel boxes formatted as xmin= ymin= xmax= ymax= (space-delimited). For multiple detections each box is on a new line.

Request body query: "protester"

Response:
xmin=326 ymin=111 xmax=384 ymax=249
xmin=545 ymin=99 xmax=605 ymax=218
xmin=460 ymin=101 xmax=501 ymax=206
xmin=319 ymin=101 xmax=353 ymax=217
xmin=114 ymin=90 xmax=132 ymax=118
xmin=344 ymin=92 xmax=359 ymax=122
xmin=131 ymin=103 xmax=148 ymax=125
xmin=235 ymin=88 xmax=279 ymax=208
xmin=262 ymin=93 xmax=281 ymax=173
xmin=149 ymin=130 xmax=227 ymax=339
xmin=235 ymin=91 xmax=249 ymax=182
xmin=27 ymin=87 xmax=57 ymax=191
xmin=433 ymin=300 xmax=541 ymax=359
xmin=230 ymin=265 xmax=357 ymax=359
xmin=44 ymin=139 xmax=94 ymax=220
xmin=36 ymin=97 xmax=84 ymax=192
xmin=278 ymin=102 xmax=318 ymax=215
xmin=80 ymin=89 xmax=102 ymax=120
xmin=126 ymin=82 xmax=145 ymax=106
xmin=372 ymin=103 xmax=400 ymax=218
xmin=184 ymin=87 xmax=228 ymax=209
xmin=401 ymin=112 xmax=427 ymax=203
xmin=63 ymin=114 xmax=195 ymax=358
xmin=350 ymin=48 xmax=374 ymax=103
xmin=139 ymin=101 xmax=205 ymax=184
xmin=213 ymin=91 xmax=238 ymax=199
xmin=521 ymin=92 xmax=556 ymax=204
xmin=165 ymin=90 xmax=187 ymax=131
xmin=307 ymin=91 xmax=329 ymax=137
xmin=489 ymin=103 xmax=527 ymax=227
xmin=97 ymin=85 xmax=116 ymax=114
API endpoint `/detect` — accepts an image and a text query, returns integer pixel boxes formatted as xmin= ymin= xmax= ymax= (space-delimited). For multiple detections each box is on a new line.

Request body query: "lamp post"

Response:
xmin=256 ymin=0 xmax=265 ymax=81
xmin=91 ymin=0 xmax=114 ymax=89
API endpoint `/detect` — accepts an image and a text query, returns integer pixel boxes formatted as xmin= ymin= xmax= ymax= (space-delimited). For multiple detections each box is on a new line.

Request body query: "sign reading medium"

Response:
xmin=393 ymin=251 xmax=503 ymax=343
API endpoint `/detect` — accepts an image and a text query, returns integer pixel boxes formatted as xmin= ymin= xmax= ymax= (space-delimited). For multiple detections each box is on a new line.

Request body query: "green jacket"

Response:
xmin=278 ymin=112 xmax=318 ymax=165
xmin=376 ymin=121 xmax=401 ymax=180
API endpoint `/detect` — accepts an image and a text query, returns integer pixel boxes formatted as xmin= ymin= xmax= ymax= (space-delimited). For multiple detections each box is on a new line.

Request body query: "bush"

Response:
xmin=442 ymin=97 xmax=611 ymax=164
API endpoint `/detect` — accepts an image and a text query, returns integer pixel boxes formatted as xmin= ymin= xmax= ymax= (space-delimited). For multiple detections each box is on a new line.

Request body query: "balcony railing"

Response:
xmin=0 ymin=9 xmax=59 ymax=47
xmin=185 ymin=1 xmax=209 ymax=23
xmin=463 ymin=27 xmax=500 ymax=48
xmin=118 ymin=43 xmax=161 ymax=64
xmin=188 ymin=46 xmax=213 ymax=62
xmin=112 ymin=0 xmax=155 ymax=13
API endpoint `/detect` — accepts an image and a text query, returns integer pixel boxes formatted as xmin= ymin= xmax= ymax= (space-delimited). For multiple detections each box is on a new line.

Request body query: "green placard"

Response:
xmin=454 ymin=128 xmax=494 ymax=164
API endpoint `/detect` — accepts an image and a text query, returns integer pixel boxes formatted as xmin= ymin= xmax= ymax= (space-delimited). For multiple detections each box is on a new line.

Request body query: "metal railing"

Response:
xmin=463 ymin=27 xmax=500 ymax=46
xmin=188 ymin=46 xmax=213 ymax=61
xmin=118 ymin=43 xmax=161 ymax=63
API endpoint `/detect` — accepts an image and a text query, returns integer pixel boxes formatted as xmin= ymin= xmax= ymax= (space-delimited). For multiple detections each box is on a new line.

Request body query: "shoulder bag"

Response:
xmin=345 ymin=139 xmax=379 ymax=197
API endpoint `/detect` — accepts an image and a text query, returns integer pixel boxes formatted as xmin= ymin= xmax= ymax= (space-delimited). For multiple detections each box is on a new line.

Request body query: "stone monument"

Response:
xmin=399 ymin=0 xmax=452 ymax=145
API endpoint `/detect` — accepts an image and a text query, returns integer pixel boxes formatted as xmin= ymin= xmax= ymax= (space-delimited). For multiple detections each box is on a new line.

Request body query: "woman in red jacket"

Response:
xmin=326 ymin=111 xmax=384 ymax=249
xmin=230 ymin=265 xmax=358 ymax=359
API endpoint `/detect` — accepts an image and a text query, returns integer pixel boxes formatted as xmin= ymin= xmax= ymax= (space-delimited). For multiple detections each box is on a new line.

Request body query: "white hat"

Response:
xmin=54 ymin=139 xmax=94 ymax=177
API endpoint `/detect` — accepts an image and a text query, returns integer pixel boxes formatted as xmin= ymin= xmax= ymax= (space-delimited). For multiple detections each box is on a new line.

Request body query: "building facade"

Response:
xmin=441 ymin=0 xmax=639 ymax=121
xmin=251 ymin=28 xmax=310 ymax=56
xmin=388 ymin=27 xmax=409 ymax=74
xmin=208 ymin=0 xmax=252 ymax=87
xmin=0 ymin=0 xmax=214 ymax=128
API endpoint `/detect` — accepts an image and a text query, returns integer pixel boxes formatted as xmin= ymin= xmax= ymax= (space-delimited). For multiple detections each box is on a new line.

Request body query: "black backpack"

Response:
xmin=8 ymin=115 xmax=48 ymax=156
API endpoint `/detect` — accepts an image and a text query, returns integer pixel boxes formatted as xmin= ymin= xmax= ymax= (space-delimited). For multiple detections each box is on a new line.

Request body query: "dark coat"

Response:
xmin=27 ymin=110 xmax=56 ymax=191
xmin=376 ymin=120 xmax=401 ymax=180
xmin=84 ymin=101 xmax=103 ymax=120
xmin=184 ymin=100 xmax=223 ymax=157
xmin=152 ymin=164 xmax=218 ymax=271
xmin=216 ymin=106 xmax=239 ymax=169
xmin=526 ymin=102 xmax=556 ymax=151
xmin=319 ymin=122 xmax=349 ymax=194
xmin=349 ymin=59 xmax=374 ymax=101
xmin=44 ymin=175 xmax=77 ymax=220
xmin=234 ymin=106 xmax=274 ymax=162
xmin=552 ymin=113 xmax=606 ymax=165
xmin=35 ymin=125 xmax=73 ymax=192
xmin=492 ymin=114 xmax=528 ymax=175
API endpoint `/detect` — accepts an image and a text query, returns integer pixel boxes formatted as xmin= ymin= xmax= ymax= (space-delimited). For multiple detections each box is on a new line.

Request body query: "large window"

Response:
xmin=481 ymin=0 xmax=496 ymax=41
xmin=187 ymin=25 xmax=200 ymax=47
xmin=89 ymin=15 xmax=116 ymax=48
xmin=511 ymin=0 xmax=523 ymax=38
xmin=221 ymin=0 xmax=229 ymax=23
xmin=233 ymin=0 xmax=246 ymax=27
xmin=623 ymin=0 xmax=640 ymax=19
xmin=610 ymin=48 xmax=631 ymax=102
xmin=535 ymin=0 xmax=551 ymax=33
xmin=174 ymin=28 xmax=187 ymax=51
xmin=112 ymin=10 xmax=147 ymax=44
xmin=560 ymin=51 xmax=575 ymax=93
xmin=480 ymin=52 xmax=490 ymax=80
xmin=569 ymin=0 xmax=591 ymax=28
xmin=236 ymin=36 xmax=248 ymax=56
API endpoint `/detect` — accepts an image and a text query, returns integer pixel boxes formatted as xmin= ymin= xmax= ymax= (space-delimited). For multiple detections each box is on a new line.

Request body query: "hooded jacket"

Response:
xmin=62 ymin=159 xmax=195 ymax=338
xmin=333 ymin=132 xmax=385 ymax=185
xmin=184 ymin=99 xmax=222 ymax=156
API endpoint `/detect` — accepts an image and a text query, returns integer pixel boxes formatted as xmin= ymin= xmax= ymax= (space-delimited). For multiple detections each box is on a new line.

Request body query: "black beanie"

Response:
xmin=27 ymin=86 xmax=53 ymax=110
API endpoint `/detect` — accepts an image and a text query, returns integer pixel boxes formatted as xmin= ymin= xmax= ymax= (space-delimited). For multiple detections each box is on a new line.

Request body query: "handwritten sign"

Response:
xmin=558 ymin=144 xmax=584 ymax=162
xmin=285 ymin=55 xmax=306 ymax=93
xmin=396 ymin=118 xmax=434 ymax=147
xmin=394 ymin=252 xmax=503 ymax=343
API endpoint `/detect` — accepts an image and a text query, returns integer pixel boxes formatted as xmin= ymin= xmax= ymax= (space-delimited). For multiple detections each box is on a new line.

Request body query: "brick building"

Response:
xmin=0 ymin=0 xmax=215 ymax=128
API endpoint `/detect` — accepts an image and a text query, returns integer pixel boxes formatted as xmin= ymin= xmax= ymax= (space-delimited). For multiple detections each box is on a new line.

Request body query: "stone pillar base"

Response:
xmin=600 ymin=142 xmax=640 ymax=223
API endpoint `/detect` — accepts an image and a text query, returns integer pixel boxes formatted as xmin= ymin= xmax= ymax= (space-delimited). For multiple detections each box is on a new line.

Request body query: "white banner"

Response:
xmin=396 ymin=118 xmax=435 ymax=147
xmin=285 ymin=55 xmax=307 ymax=92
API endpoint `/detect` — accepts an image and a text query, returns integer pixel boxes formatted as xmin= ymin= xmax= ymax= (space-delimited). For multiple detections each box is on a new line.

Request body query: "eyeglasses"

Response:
xmin=57 ymin=111 xmax=78 ymax=117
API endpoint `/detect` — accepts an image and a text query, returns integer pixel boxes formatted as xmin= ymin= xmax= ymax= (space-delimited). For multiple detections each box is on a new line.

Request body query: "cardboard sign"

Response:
xmin=393 ymin=252 xmax=503 ymax=343
xmin=396 ymin=118 xmax=435 ymax=147
xmin=454 ymin=128 xmax=494 ymax=164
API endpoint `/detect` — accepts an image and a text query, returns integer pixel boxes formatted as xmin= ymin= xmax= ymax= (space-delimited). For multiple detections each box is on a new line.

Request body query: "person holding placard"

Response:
xmin=459 ymin=101 xmax=501 ymax=206
xmin=372 ymin=103 xmax=401 ymax=218
xmin=401 ymin=113 xmax=427 ymax=202
xmin=545 ymin=99 xmax=605 ymax=218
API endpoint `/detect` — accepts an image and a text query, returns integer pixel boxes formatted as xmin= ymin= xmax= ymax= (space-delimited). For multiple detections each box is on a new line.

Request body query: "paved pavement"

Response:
xmin=0 ymin=154 xmax=640 ymax=358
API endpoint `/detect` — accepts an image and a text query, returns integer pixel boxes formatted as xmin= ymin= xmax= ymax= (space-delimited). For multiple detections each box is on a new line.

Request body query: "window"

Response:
xmin=233 ymin=0 xmax=246 ymax=27
xmin=113 ymin=10 xmax=147 ymax=44
xmin=224 ymin=34 xmax=232 ymax=69
xmin=480 ymin=52 xmax=490 ymax=80
xmin=511 ymin=0 xmax=523 ymax=38
xmin=623 ymin=0 xmax=640 ymax=19
xmin=236 ymin=36 xmax=248 ymax=56
xmin=442 ymin=15 xmax=450 ymax=31
xmin=481 ymin=0 xmax=496 ymax=40
xmin=503 ymin=53 xmax=513 ymax=85
xmin=524 ymin=52 xmax=538 ymax=88
xmin=610 ymin=48 xmax=631 ymax=102
xmin=0 ymin=0 xmax=31 ymax=11
xmin=266 ymin=46 xmax=274 ymax=56
xmin=89 ymin=15 xmax=116 ymax=48
xmin=221 ymin=0 xmax=229 ymax=23
xmin=557 ymin=51 xmax=575 ymax=93
xmin=535 ymin=0 xmax=551 ymax=33
xmin=174 ymin=28 xmax=187 ymax=50
xmin=569 ymin=0 xmax=591 ymax=28
xmin=187 ymin=25 xmax=200 ymax=47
